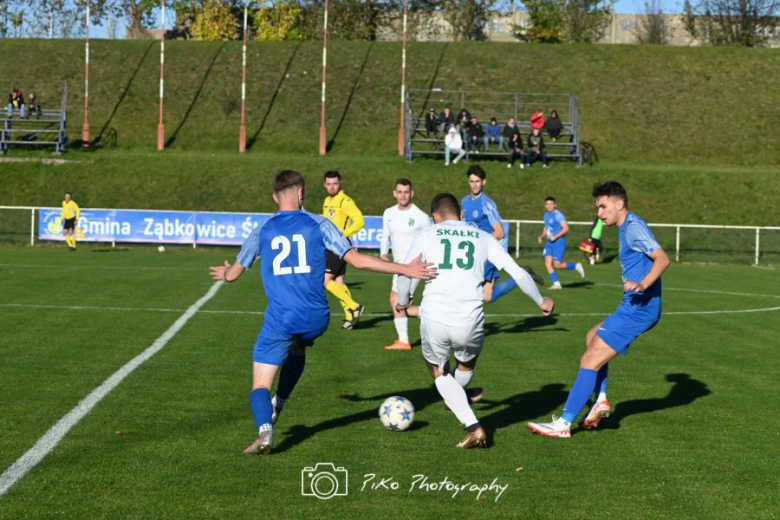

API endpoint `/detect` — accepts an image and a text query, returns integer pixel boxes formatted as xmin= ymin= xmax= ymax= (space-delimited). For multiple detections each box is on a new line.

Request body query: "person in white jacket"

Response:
xmin=444 ymin=125 xmax=466 ymax=166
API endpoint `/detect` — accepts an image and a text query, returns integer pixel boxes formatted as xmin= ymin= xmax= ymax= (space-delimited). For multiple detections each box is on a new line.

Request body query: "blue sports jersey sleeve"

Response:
xmin=305 ymin=212 xmax=352 ymax=258
xmin=236 ymin=224 xmax=262 ymax=269
xmin=482 ymin=199 xmax=502 ymax=226
xmin=554 ymin=210 xmax=567 ymax=224
xmin=625 ymin=221 xmax=661 ymax=256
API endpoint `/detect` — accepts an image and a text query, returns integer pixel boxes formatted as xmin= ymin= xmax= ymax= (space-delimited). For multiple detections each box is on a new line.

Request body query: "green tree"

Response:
xmin=516 ymin=0 xmax=564 ymax=42
xmin=560 ymin=0 xmax=613 ymax=43
xmin=191 ymin=0 xmax=238 ymax=40
xmin=253 ymin=0 xmax=302 ymax=41
xmin=441 ymin=0 xmax=495 ymax=41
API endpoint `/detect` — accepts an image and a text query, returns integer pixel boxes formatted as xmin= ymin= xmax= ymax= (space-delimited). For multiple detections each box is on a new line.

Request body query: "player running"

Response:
xmin=322 ymin=171 xmax=366 ymax=330
xmin=527 ymin=181 xmax=670 ymax=438
xmin=61 ymin=192 xmax=80 ymax=251
xmin=461 ymin=165 xmax=543 ymax=302
xmin=209 ymin=170 xmax=434 ymax=455
xmin=379 ymin=178 xmax=431 ymax=351
xmin=537 ymin=196 xmax=585 ymax=289
xmin=397 ymin=193 xmax=554 ymax=449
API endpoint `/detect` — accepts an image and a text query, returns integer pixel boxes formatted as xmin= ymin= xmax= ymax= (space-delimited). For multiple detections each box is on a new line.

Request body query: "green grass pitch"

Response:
xmin=0 ymin=245 xmax=778 ymax=519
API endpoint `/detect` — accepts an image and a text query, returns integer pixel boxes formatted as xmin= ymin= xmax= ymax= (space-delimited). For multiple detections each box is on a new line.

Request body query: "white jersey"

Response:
xmin=402 ymin=220 xmax=516 ymax=327
xmin=380 ymin=204 xmax=431 ymax=261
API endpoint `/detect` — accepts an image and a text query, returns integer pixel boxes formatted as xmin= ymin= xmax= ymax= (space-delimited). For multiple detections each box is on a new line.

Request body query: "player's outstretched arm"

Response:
xmin=343 ymin=250 xmax=435 ymax=280
xmin=209 ymin=260 xmax=246 ymax=283
xmin=624 ymin=248 xmax=670 ymax=293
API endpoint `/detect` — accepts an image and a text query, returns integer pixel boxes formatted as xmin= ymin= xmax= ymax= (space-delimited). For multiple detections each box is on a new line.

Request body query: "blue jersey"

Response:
xmin=237 ymin=210 xmax=351 ymax=334
xmin=544 ymin=209 xmax=567 ymax=241
xmin=619 ymin=212 xmax=663 ymax=299
xmin=461 ymin=193 xmax=501 ymax=235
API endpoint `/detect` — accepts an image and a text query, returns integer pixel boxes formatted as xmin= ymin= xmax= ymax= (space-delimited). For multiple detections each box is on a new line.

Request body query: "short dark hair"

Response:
xmin=466 ymin=165 xmax=486 ymax=180
xmin=395 ymin=178 xmax=412 ymax=189
xmin=592 ymin=181 xmax=628 ymax=206
xmin=324 ymin=170 xmax=341 ymax=180
xmin=64 ymin=191 xmax=72 ymax=197
xmin=545 ymin=196 xmax=556 ymax=203
xmin=430 ymin=193 xmax=460 ymax=217
xmin=273 ymin=170 xmax=305 ymax=193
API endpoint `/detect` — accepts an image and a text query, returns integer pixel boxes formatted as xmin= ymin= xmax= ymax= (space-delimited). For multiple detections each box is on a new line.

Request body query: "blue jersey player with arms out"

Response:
xmin=538 ymin=196 xmax=585 ymax=289
xmin=527 ymin=181 xmax=670 ymax=438
xmin=209 ymin=170 xmax=434 ymax=455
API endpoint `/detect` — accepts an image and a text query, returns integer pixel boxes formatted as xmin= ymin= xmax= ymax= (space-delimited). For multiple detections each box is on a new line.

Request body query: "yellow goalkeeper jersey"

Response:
xmin=322 ymin=191 xmax=365 ymax=238
xmin=62 ymin=200 xmax=80 ymax=220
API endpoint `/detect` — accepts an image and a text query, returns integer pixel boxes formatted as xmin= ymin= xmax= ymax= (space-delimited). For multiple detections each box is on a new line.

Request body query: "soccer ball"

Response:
xmin=378 ymin=396 xmax=415 ymax=431
xmin=157 ymin=245 xmax=166 ymax=253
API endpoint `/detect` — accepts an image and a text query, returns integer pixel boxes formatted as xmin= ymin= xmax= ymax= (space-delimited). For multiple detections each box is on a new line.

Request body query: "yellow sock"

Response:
xmin=71 ymin=236 xmax=77 ymax=248
xmin=65 ymin=235 xmax=73 ymax=247
xmin=325 ymin=281 xmax=359 ymax=319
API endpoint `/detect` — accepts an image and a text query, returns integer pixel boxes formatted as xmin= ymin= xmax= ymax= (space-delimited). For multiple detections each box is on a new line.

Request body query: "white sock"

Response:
xmin=597 ymin=392 xmax=607 ymax=403
xmin=394 ymin=317 xmax=409 ymax=344
xmin=272 ymin=395 xmax=286 ymax=410
xmin=452 ymin=368 xmax=474 ymax=388
xmin=435 ymin=374 xmax=477 ymax=428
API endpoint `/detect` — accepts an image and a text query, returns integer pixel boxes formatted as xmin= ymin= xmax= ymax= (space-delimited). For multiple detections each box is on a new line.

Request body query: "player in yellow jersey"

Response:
xmin=322 ymin=171 xmax=366 ymax=330
xmin=61 ymin=192 xmax=80 ymax=251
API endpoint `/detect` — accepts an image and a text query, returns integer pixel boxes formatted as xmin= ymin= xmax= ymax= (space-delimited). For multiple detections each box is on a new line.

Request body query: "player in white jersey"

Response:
xmin=380 ymin=178 xmax=432 ymax=351
xmin=396 ymin=193 xmax=555 ymax=448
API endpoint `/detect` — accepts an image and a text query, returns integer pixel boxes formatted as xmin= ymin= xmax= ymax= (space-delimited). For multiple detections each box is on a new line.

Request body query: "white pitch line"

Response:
xmin=596 ymin=283 xmax=780 ymax=300
xmin=0 ymin=263 xmax=204 ymax=272
xmin=0 ymin=281 xmax=224 ymax=499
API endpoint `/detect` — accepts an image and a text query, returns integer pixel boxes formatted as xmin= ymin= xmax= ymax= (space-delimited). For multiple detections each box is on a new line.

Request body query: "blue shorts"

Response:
xmin=596 ymin=295 xmax=661 ymax=356
xmin=484 ymin=261 xmax=500 ymax=282
xmin=543 ymin=239 xmax=566 ymax=262
xmin=253 ymin=317 xmax=329 ymax=366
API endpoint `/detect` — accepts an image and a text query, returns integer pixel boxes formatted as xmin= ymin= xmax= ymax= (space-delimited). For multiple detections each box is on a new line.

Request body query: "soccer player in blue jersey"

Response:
xmin=461 ymin=165 xmax=540 ymax=303
xmin=209 ymin=170 xmax=434 ymax=455
xmin=527 ymin=181 xmax=670 ymax=438
xmin=537 ymin=196 xmax=585 ymax=289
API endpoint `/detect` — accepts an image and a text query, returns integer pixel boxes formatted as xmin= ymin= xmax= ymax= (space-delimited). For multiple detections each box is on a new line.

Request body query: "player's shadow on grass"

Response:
xmin=562 ymin=281 xmax=595 ymax=289
xmin=598 ymin=373 xmax=710 ymax=431
xmin=273 ymin=386 xmax=439 ymax=454
xmin=484 ymin=316 xmax=568 ymax=335
xmin=477 ymin=384 xmax=569 ymax=434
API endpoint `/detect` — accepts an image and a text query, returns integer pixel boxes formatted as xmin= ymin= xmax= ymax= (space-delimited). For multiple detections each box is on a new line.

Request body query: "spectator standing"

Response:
xmin=439 ymin=106 xmax=455 ymax=137
xmin=425 ymin=108 xmax=439 ymax=138
xmin=507 ymin=133 xmax=525 ymax=169
xmin=530 ymin=109 xmax=545 ymax=131
xmin=467 ymin=116 xmax=484 ymax=153
xmin=485 ymin=117 xmax=502 ymax=152
xmin=444 ymin=126 xmax=466 ymax=166
xmin=545 ymin=109 xmax=563 ymax=141
xmin=502 ymin=117 xmax=520 ymax=151
xmin=526 ymin=128 xmax=549 ymax=168
xmin=7 ymin=88 xmax=26 ymax=118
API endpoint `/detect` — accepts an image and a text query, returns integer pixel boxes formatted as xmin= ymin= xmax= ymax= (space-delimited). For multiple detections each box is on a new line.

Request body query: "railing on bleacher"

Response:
xmin=1 ymin=80 xmax=68 ymax=154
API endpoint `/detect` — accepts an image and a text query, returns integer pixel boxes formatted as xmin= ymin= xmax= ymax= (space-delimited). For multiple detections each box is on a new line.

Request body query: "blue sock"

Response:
xmin=561 ymin=368 xmax=598 ymax=423
xmin=595 ymin=363 xmax=608 ymax=398
xmin=250 ymin=388 xmax=273 ymax=430
xmin=491 ymin=278 xmax=517 ymax=302
xmin=276 ymin=352 xmax=306 ymax=401
xmin=566 ymin=262 xmax=576 ymax=270
xmin=549 ymin=271 xmax=560 ymax=284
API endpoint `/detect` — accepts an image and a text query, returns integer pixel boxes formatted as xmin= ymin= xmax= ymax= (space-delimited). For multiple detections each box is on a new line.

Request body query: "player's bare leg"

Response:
xmin=245 ymin=362 xmax=280 ymax=455
xmin=545 ymin=256 xmax=561 ymax=289
xmin=324 ymin=273 xmax=364 ymax=329
xmin=427 ymin=360 xmax=486 ymax=448
xmin=385 ymin=290 xmax=418 ymax=350
xmin=553 ymin=259 xmax=585 ymax=279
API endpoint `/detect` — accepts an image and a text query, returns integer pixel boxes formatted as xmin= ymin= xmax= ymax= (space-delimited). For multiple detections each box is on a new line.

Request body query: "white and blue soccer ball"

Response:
xmin=157 ymin=245 xmax=166 ymax=253
xmin=378 ymin=396 xmax=415 ymax=431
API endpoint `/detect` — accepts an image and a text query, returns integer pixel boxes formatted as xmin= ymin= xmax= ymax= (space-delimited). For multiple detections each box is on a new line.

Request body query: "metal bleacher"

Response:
xmin=404 ymin=89 xmax=582 ymax=165
xmin=1 ymin=81 xmax=68 ymax=154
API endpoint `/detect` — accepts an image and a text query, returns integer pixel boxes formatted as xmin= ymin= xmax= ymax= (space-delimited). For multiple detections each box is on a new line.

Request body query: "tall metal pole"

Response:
xmin=397 ymin=0 xmax=408 ymax=156
xmin=82 ymin=0 xmax=90 ymax=147
xmin=318 ymin=0 xmax=329 ymax=156
xmin=157 ymin=1 xmax=166 ymax=151
xmin=239 ymin=0 xmax=248 ymax=153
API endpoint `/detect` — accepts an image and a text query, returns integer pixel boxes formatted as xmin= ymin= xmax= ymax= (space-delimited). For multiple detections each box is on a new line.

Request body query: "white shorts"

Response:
xmin=392 ymin=274 xmax=420 ymax=296
xmin=420 ymin=317 xmax=484 ymax=369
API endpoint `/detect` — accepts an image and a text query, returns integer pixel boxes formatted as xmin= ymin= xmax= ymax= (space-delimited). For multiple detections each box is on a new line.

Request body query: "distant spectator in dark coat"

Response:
xmin=467 ymin=116 xmax=485 ymax=153
xmin=425 ymin=108 xmax=439 ymax=137
xmin=507 ymin=132 xmax=524 ymax=169
xmin=545 ymin=109 xmax=563 ymax=140
xmin=27 ymin=92 xmax=42 ymax=119
xmin=438 ymin=106 xmax=455 ymax=136
xmin=530 ymin=109 xmax=545 ymax=131
xmin=485 ymin=117 xmax=502 ymax=152
xmin=525 ymin=128 xmax=549 ymax=168
xmin=7 ymin=88 xmax=26 ymax=118
xmin=457 ymin=108 xmax=471 ymax=138
xmin=503 ymin=117 xmax=520 ymax=144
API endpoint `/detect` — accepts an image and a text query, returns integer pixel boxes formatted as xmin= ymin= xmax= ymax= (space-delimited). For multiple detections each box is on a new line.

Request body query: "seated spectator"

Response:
xmin=444 ymin=126 xmax=466 ymax=166
xmin=438 ymin=106 xmax=455 ymax=137
xmin=525 ymin=128 xmax=549 ymax=168
xmin=7 ymin=87 xmax=26 ymax=118
xmin=27 ymin=92 xmax=42 ymax=119
xmin=530 ymin=109 xmax=545 ymax=131
xmin=545 ymin=109 xmax=563 ymax=141
xmin=457 ymin=108 xmax=471 ymax=139
xmin=502 ymin=117 xmax=520 ymax=150
xmin=424 ymin=108 xmax=439 ymax=138
xmin=485 ymin=117 xmax=502 ymax=152
xmin=467 ymin=116 xmax=484 ymax=153
xmin=507 ymin=132 xmax=524 ymax=169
